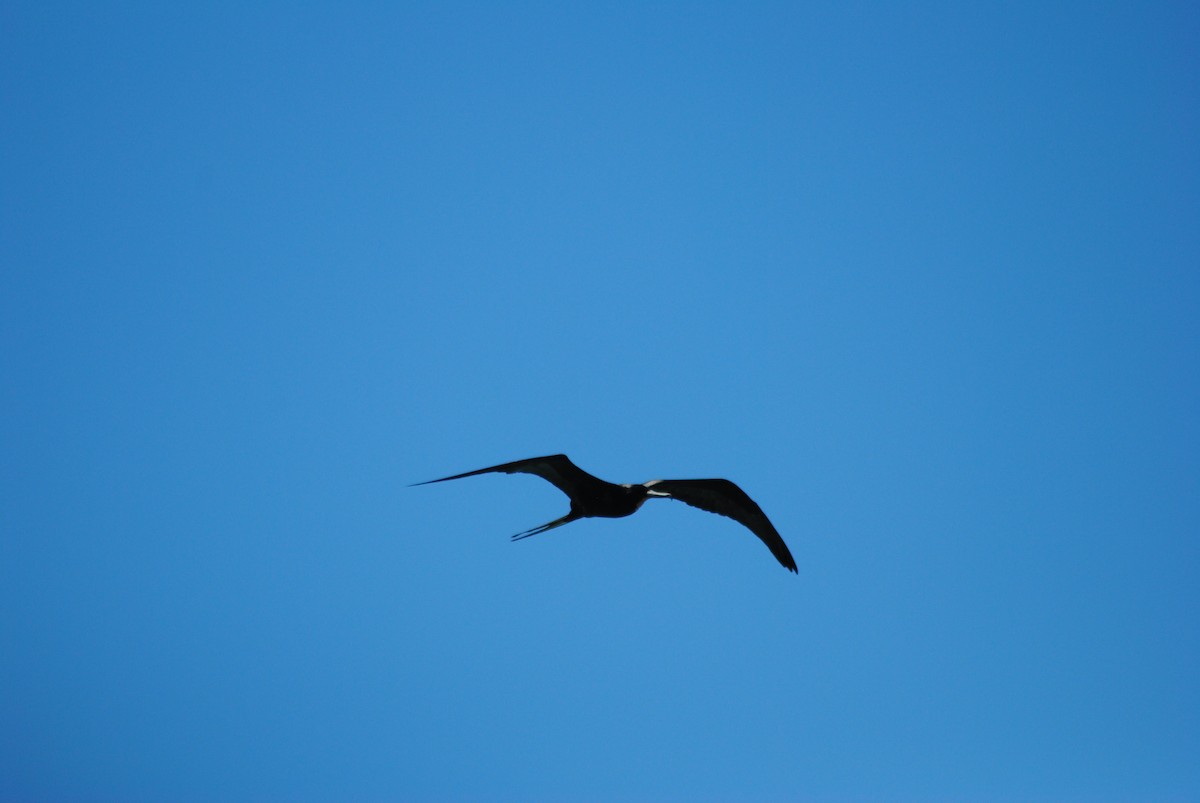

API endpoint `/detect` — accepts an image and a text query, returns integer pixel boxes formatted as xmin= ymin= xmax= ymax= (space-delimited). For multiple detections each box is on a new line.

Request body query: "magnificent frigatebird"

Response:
xmin=413 ymin=454 xmax=796 ymax=573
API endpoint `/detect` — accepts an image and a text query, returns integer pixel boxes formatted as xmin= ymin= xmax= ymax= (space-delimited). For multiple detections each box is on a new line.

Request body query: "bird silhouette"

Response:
xmin=413 ymin=454 xmax=796 ymax=573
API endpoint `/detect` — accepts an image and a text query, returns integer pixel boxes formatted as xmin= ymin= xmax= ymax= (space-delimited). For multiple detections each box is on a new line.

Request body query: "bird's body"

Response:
xmin=412 ymin=454 xmax=796 ymax=573
xmin=571 ymin=483 xmax=649 ymax=519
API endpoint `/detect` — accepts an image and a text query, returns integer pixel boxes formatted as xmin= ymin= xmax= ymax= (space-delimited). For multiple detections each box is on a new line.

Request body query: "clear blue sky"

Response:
xmin=3 ymin=3 xmax=1197 ymax=800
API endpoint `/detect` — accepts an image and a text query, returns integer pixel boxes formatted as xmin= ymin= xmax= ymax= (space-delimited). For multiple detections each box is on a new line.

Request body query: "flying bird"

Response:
xmin=412 ymin=454 xmax=796 ymax=573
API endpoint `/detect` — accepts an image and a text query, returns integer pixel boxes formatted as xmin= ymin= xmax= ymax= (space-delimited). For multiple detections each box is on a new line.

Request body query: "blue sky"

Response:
xmin=2 ymin=2 xmax=1197 ymax=800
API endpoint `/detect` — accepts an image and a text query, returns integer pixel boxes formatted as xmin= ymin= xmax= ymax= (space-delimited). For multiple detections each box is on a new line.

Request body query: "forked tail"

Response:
xmin=511 ymin=510 xmax=582 ymax=541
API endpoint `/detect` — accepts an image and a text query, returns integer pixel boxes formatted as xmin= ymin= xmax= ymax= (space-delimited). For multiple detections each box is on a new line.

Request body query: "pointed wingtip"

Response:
xmin=408 ymin=476 xmax=454 ymax=487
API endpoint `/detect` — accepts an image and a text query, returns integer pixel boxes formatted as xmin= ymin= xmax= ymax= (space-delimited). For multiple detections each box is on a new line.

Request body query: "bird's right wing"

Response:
xmin=411 ymin=454 xmax=612 ymax=500
xmin=645 ymin=478 xmax=797 ymax=572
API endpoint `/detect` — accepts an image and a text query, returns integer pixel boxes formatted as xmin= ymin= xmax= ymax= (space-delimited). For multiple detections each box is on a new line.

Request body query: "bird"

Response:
xmin=412 ymin=454 xmax=796 ymax=573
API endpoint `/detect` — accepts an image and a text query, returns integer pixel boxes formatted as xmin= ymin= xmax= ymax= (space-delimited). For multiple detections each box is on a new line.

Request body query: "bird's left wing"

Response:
xmin=644 ymin=479 xmax=797 ymax=573
xmin=411 ymin=454 xmax=612 ymax=501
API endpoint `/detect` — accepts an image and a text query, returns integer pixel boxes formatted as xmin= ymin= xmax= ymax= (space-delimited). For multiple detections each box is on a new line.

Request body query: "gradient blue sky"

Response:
xmin=3 ymin=3 xmax=1198 ymax=800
